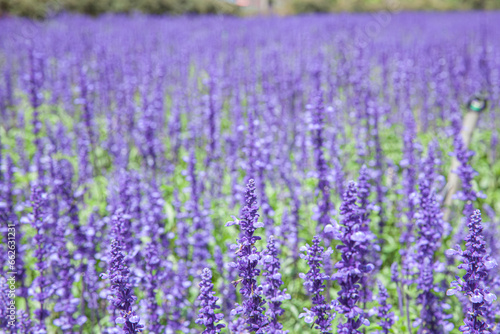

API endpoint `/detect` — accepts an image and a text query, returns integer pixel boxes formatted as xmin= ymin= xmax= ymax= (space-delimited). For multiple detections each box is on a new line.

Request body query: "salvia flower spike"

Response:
xmin=226 ymin=179 xmax=268 ymax=333
xmin=196 ymin=268 xmax=226 ymax=334
xmin=447 ymin=210 xmax=498 ymax=333
xmin=299 ymin=236 xmax=336 ymax=334
xmin=102 ymin=211 xmax=144 ymax=333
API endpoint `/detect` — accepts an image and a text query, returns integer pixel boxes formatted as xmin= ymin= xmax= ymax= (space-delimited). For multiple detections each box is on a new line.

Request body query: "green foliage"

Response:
xmin=63 ymin=0 xmax=113 ymax=16
xmin=0 ymin=0 xmax=52 ymax=18
xmin=0 ymin=0 xmax=239 ymax=18
xmin=290 ymin=0 xmax=333 ymax=13
xmin=3 ymin=0 xmax=500 ymax=18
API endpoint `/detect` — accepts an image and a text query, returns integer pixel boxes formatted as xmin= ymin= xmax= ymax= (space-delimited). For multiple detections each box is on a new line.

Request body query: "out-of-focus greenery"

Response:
xmin=1 ymin=0 xmax=500 ymax=18
xmin=285 ymin=0 xmax=500 ymax=14
xmin=0 ymin=0 xmax=240 ymax=18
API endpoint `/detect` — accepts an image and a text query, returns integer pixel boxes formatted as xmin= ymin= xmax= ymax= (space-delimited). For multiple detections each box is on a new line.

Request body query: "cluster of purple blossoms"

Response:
xmin=308 ymin=92 xmax=334 ymax=233
xmin=101 ymin=212 xmax=144 ymax=333
xmin=142 ymin=243 xmax=161 ymax=333
xmin=28 ymin=186 xmax=52 ymax=333
xmin=333 ymin=181 xmax=372 ymax=334
xmin=0 ymin=278 xmax=11 ymax=330
xmin=196 ymin=268 xmax=225 ymax=334
xmin=299 ymin=236 xmax=336 ymax=334
xmin=447 ymin=210 xmax=498 ymax=333
xmin=414 ymin=178 xmax=452 ymax=333
xmin=263 ymin=236 xmax=290 ymax=334
xmin=226 ymin=179 xmax=268 ymax=333
xmin=356 ymin=166 xmax=378 ymax=302
xmin=376 ymin=281 xmax=395 ymax=334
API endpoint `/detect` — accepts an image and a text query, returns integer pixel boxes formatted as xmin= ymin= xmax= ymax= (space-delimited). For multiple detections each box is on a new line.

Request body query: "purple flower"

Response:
xmin=333 ymin=181 xmax=372 ymax=334
xmin=414 ymin=177 xmax=451 ymax=331
xmin=205 ymin=75 xmax=219 ymax=165
xmin=279 ymin=165 xmax=301 ymax=261
xmin=356 ymin=166 xmax=378 ymax=302
xmin=226 ymin=179 xmax=267 ymax=332
xmin=165 ymin=260 xmax=191 ymax=333
xmin=52 ymin=218 xmax=79 ymax=331
xmin=27 ymin=48 xmax=45 ymax=183
xmin=299 ymin=236 xmax=336 ymax=334
xmin=448 ymin=210 xmax=498 ymax=333
xmin=102 ymin=211 xmax=144 ymax=333
xmin=28 ymin=186 xmax=52 ymax=333
xmin=142 ymin=243 xmax=161 ymax=333
xmin=415 ymin=178 xmax=443 ymax=267
xmin=308 ymin=92 xmax=334 ymax=234
xmin=263 ymin=236 xmax=290 ymax=334
xmin=356 ymin=165 xmax=371 ymax=231
xmin=0 ymin=278 xmax=10 ymax=330
xmin=185 ymin=150 xmax=212 ymax=274
xmin=420 ymin=140 xmax=442 ymax=189
xmin=376 ymin=281 xmax=395 ymax=334
xmin=368 ymin=105 xmax=386 ymax=234
xmin=196 ymin=268 xmax=225 ymax=334
xmin=400 ymin=116 xmax=419 ymax=248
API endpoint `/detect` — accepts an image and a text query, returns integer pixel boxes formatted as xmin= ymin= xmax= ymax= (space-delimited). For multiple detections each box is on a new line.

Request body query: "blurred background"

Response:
xmin=0 ymin=0 xmax=499 ymax=18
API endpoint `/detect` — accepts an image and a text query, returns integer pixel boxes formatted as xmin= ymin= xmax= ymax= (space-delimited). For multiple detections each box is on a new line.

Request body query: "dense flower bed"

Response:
xmin=0 ymin=12 xmax=500 ymax=333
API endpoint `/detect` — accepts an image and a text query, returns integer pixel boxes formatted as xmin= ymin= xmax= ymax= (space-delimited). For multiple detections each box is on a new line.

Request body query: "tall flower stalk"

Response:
xmin=447 ymin=210 xmax=498 ymax=333
xmin=196 ymin=268 xmax=225 ymax=334
xmin=28 ymin=186 xmax=51 ymax=333
xmin=308 ymin=92 xmax=334 ymax=234
xmin=299 ymin=236 xmax=336 ymax=334
xmin=263 ymin=236 xmax=290 ymax=333
xmin=333 ymin=181 xmax=372 ymax=334
xmin=226 ymin=179 xmax=267 ymax=333
xmin=101 ymin=212 xmax=144 ymax=333
xmin=414 ymin=178 xmax=451 ymax=333
xmin=376 ymin=281 xmax=395 ymax=334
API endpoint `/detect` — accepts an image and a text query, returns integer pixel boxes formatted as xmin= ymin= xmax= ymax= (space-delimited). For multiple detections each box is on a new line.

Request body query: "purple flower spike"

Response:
xmin=308 ymin=92 xmax=335 ymax=234
xmin=376 ymin=281 xmax=395 ymax=334
xmin=263 ymin=236 xmax=290 ymax=334
xmin=196 ymin=268 xmax=225 ymax=334
xmin=333 ymin=181 xmax=372 ymax=334
xmin=103 ymin=211 xmax=144 ymax=333
xmin=414 ymin=178 xmax=452 ymax=333
xmin=227 ymin=179 xmax=267 ymax=333
xmin=448 ymin=210 xmax=498 ymax=333
xmin=28 ymin=186 xmax=52 ymax=333
xmin=299 ymin=236 xmax=336 ymax=334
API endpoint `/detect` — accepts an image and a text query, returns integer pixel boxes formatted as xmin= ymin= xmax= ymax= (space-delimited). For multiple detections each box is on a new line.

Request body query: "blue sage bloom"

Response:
xmin=447 ymin=210 xmax=498 ymax=333
xmin=196 ymin=268 xmax=225 ymax=334
xmin=308 ymin=92 xmax=334 ymax=233
xmin=333 ymin=181 xmax=372 ymax=334
xmin=376 ymin=280 xmax=395 ymax=334
xmin=299 ymin=236 xmax=336 ymax=334
xmin=414 ymin=178 xmax=452 ymax=333
xmin=226 ymin=179 xmax=267 ymax=333
xmin=28 ymin=186 xmax=52 ymax=333
xmin=263 ymin=236 xmax=290 ymax=334
xmin=101 ymin=212 xmax=144 ymax=333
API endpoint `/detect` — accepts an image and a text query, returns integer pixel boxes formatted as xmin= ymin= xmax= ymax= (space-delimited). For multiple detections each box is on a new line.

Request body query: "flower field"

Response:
xmin=1 ymin=11 xmax=500 ymax=334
